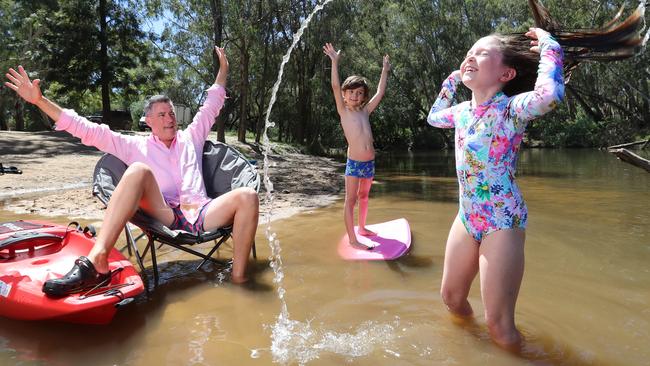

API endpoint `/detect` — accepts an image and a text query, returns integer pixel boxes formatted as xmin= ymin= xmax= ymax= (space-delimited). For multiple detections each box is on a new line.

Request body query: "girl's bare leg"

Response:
xmin=479 ymin=228 xmax=525 ymax=351
xmin=440 ymin=215 xmax=479 ymax=317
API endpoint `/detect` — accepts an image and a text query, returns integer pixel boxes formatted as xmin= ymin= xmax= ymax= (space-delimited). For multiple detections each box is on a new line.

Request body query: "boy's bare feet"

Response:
xmin=349 ymin=239 xmax=377 ymax=250
xmin=358 ymin=227 xmax=377 ymax=236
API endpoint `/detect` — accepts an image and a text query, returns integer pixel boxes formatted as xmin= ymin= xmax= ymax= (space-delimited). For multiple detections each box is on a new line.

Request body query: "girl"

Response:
xmin=427 ymin=1 xmax=647 ymax=350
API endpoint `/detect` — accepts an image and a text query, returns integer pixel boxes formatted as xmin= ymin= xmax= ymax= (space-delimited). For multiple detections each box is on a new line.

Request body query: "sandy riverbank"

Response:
xmin=0 ymin=130 xmax=343 ymax=227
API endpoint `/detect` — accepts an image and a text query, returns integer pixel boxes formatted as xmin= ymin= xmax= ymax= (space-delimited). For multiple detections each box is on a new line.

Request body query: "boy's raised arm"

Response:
xmin=323 ymin=43 xmax=346 ymax=115
xmin=366 ymin=54 xmax=390 ymax=114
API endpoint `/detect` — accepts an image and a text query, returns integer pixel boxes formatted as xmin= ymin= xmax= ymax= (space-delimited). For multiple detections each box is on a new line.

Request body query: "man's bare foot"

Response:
xmin=349 ymin=240 xmax=377 ymax=250
xmin=88 ymin=253 xmax=110 ymax=274
xmin=358 ymin=227 xmax=377 ymax=236
xmin=231 ymin=274 xmax=249 ymax=284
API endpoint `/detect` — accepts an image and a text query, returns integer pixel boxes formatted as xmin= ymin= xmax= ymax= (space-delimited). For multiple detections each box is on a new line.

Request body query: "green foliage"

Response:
xmin=129 ymin=100 xmax=145 ymax=130
xmin=1 ymin=0 xmax=647 ymax=147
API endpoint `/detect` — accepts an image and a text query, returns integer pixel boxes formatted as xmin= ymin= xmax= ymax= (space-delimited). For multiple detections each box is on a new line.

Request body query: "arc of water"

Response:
xmin=261 ymin=0 xmax=334 ymax=316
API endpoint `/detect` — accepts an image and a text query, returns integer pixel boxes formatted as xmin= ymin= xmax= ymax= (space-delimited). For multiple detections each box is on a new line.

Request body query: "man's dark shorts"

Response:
xmin=169 ymin=201 xmax=212 ymax=234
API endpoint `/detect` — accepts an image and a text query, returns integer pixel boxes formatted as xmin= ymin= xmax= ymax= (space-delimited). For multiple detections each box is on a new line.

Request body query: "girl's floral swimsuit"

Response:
xmin=427 ymin=35 xmax=564 ymax=242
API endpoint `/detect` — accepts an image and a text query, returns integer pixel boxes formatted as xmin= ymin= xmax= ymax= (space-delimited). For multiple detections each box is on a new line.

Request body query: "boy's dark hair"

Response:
xmin=495 ymin=0 xmax=647 ymax=96
xmin=341 ymin=75 xmax=370 ymax=105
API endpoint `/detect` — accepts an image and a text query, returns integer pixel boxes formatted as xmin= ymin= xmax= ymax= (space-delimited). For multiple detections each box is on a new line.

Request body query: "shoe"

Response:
xmin=42 ymin=256 xmax=111 ymax=297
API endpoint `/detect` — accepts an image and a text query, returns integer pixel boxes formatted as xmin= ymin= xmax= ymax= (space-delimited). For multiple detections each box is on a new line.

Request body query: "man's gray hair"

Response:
xmin=143 ymin=95 xmax=174 ymax=116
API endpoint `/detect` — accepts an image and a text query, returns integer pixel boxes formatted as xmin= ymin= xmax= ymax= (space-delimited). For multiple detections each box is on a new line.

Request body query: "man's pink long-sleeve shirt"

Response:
xmin=55 ymin=84 xmax=226 ymax=224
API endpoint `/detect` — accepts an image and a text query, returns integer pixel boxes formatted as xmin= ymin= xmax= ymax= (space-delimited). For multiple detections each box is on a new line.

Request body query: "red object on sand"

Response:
xmin=337 ymin=218 xmax=412 ymax=260
xmin=0 ymin=220 xmax=144 ymax=324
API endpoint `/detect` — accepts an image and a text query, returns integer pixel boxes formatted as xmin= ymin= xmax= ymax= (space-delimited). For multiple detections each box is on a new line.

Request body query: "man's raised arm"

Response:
xmin=5 ymin=66 xmax=62 ymax=122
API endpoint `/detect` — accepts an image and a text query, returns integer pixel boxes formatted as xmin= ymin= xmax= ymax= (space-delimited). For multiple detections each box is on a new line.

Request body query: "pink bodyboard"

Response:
xmin=337 ymin=218 xmax=411 ymax=260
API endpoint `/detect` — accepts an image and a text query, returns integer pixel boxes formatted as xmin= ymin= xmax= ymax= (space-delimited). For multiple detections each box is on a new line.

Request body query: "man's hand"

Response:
xmin=215 ymin=46 xmax=229 ymax=87
xmin=5 ymin=66 xmax=43 ymax=105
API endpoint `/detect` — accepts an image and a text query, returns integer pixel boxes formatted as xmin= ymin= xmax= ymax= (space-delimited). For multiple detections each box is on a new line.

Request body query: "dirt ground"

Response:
xmin=0 ymin=130 xmax=343 ymax=227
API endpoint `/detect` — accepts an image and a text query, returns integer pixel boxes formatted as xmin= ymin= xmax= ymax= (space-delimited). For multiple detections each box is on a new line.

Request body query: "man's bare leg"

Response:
xmin=42 ymin=163 xmax=174 ymax=296
xmin=202 ymin=187 xmax=259 ymax=283
xmin=88 ymin=162 xmax=174 ymax=274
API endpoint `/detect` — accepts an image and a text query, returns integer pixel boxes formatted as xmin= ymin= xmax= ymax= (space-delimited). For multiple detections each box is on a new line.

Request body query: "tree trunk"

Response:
xmin=210 ymin=0 xmax=225 ymax=142
xmin=14 ymin=101 xmax=24 ymax=131
xmin=99 ymin=0 xmax=111 ymax=126
xmin=0 ymin=110 xmax=7 ymax=130
xmin=238 ymin=40 xmax=249 ymax=143
xmin=255 ymin=21 xmax=271 ymax=144
xmin=566 ymin=84 xmax=603 ymax=121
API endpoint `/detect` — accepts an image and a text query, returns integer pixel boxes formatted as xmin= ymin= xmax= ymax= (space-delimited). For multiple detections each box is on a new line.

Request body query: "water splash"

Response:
xmin=260 ymin=0 xmax=398 ymax=363
xmin=270 ymin=318 xmax=397 ymax=365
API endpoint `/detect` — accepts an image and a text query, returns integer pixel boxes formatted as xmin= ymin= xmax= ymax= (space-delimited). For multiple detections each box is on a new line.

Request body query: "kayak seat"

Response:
xmin=92 ymin=140 xmax=260 ymax=285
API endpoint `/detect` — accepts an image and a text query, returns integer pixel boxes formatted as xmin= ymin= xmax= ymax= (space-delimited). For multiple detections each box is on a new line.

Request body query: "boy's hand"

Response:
xmin=382 ymin=55 xmax=391 ymax=72
xmin=323 ymin=43 xmax=341 ymax=63
xmin=215 ymin=46 xmax=229 ymax=86
xmin=5 ymin=66 xmax=42 ymax=105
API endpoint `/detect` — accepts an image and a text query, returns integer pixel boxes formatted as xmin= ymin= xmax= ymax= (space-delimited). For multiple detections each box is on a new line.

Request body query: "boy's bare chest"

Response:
xmin=341 ymin=110 xmax=370 ymax=129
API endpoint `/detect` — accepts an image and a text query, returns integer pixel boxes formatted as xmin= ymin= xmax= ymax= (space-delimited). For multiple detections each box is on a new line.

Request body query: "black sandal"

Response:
xmin=42 ymin=256 xmax=111 ymax=297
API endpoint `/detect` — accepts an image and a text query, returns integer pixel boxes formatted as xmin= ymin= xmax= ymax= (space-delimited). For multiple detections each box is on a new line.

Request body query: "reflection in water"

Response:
xmin=0 ymin=149 xmax=648 ymax=365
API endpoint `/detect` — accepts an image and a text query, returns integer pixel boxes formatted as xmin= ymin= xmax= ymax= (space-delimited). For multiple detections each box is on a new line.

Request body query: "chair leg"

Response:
xmin=134 ymin=232 xmax=146 ymax=243
xmin=150 ymin=237 xmax=159 ymax=286
xmin=127 ymin=225 xmax=147 ymax=275
xmin=123 ymin=225 xmax=134 ymax=256
xmin=197 ymin=235 xmax=230 ymax=270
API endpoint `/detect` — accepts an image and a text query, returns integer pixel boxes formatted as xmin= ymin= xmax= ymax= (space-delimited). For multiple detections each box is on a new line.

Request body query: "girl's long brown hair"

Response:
xmin=498 ymin=0 xmax=648 ymax=96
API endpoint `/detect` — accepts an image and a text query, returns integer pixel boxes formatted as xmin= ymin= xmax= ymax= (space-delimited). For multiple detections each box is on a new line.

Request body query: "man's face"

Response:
xmin=146 ymin=102 xmax=177 ymax=143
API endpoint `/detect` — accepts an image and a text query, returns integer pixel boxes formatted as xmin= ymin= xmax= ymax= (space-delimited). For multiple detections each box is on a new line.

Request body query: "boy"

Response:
xmin=323 ymin=42 xmax=390 ymax=249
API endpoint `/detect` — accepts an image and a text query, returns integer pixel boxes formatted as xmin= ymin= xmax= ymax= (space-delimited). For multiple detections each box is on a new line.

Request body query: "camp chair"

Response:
xmin=92 ymin=141 xmax=260 ymax=285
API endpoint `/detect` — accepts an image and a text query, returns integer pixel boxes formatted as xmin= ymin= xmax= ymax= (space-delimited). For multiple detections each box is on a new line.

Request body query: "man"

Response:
xmin=4 ymin=47 xmax=258 ymax=296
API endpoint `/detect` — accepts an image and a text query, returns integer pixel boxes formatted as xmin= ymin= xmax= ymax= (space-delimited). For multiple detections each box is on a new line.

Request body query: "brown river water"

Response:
xmin=0 ymin=149 xmax=648 ymax=366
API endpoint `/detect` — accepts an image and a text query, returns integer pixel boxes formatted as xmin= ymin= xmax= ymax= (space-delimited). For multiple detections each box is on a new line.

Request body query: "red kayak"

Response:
xmin=0 ymin=220 xmax=144 ymax=324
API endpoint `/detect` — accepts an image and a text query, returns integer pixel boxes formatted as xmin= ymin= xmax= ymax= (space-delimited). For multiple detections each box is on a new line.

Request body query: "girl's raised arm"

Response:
xmin=508 ymin=28 xmax=565 ymax=133
xmin=427 ymin=70 xmax=462 ymax=128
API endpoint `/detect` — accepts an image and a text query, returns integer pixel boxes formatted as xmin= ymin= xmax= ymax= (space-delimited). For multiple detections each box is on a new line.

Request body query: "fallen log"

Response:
xmin=608 ymin=148 xmax=650 ymax=173
xmin=607 ymin=139 xmax=649 ymax=149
